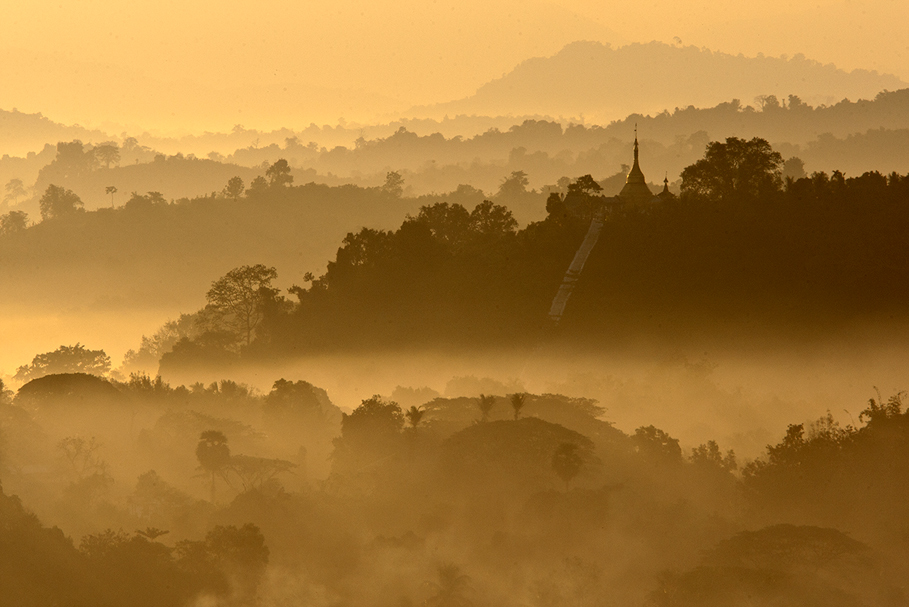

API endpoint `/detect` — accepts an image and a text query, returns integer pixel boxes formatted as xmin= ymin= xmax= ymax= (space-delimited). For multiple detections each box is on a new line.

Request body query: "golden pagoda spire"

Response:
xmin=625 ymin=123 xmax=646 ymax=185
xmin=633 ymin=123 xmax=639 ymax=165
xmin=619 ymin=122 xmax=654 ymax=203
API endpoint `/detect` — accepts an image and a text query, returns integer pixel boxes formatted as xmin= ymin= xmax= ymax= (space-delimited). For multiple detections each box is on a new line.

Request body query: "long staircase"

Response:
xmin=547 ymin=209 xmax=605 ymax=324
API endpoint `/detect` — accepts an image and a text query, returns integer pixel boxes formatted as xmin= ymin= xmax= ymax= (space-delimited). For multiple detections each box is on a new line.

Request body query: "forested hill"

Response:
xmin=0 ymin=182 xmax=483 ymax=310
xmin=0 ymin=108 xmax=110 ymax=157
xmin=137 ymin=139 xmax=909 ymax=373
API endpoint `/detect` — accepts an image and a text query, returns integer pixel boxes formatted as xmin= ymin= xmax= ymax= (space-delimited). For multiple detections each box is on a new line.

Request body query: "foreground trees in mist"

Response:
xmin=14 ymin=343 xmax=111 ymax=382
xmin=649 ymin=524 xmax=890 ymax=607
xmin=475 ymin=394 xmax=496 ymax=422
xmin=0 ymin=480 xmax=269 ymax=607
xmin=196 ymin=430 xmax=231 ymax=503
xmin=0 ymin=209 xmax=28 ymax=234
xmin=3 ymin=368 xmax=909 ymax=606
xmin=551 ymin=442 xmax=583 ymax=490
xmin=3 ymin=177 xmax=27 ymax=207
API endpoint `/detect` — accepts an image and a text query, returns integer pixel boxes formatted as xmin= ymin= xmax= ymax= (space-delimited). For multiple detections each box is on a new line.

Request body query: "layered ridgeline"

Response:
xmin=4 ymin=88 xmax=909 ymax=215
xmin=2 ymin=41 xmax=903 ymax=158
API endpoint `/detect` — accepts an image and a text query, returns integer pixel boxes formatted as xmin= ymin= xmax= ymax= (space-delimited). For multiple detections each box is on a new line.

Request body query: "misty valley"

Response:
xmin=4 ymin=79 xmax=909 ymax=605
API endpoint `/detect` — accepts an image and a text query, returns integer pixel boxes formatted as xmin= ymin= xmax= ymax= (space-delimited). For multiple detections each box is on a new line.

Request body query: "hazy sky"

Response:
xmin=1 ymin=0 xmax=905 ymax=132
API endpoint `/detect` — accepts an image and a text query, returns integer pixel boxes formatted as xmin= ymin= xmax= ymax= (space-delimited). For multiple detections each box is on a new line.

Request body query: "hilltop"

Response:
xmin=409 ymin=41 xmax=905 ymax=121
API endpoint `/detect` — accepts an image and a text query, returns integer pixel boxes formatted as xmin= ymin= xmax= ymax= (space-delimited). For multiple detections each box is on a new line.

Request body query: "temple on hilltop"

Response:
xmin=617 ymin=128 xmax=675 ymax=206
xmin=556 ymin=127 xmax=675 ymax=219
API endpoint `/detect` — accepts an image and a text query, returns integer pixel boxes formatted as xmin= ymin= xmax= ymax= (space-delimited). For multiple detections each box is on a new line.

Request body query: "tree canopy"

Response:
xmin=39 ymin=184 xmax=84 ymax=220
xmin=204 ymin=264 xmax=279 ymax=347
xmin=14 ymin=344 xmax=111 ymax=382
xmin=680 ymin=136 xmax=783 ymax=202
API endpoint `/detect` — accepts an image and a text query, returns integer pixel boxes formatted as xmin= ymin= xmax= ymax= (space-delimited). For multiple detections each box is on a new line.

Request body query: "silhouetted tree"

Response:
xmin=545 ymin=192 xmax=568 ymax=219
xmin=632 ymin=425 xmax=683 ymax=463
xmin=196 ymin=430 xmax=231 ymax=503
xmin=332 ymin=396 xmax=404 ymax=474
xmin=407 ymin=202 xmax=471 ymax=247
xmin=204 ymin=264 xmax=279 ymax=346
xmin=105 ymin=185 xmax=117 ymax=207
xmin=176 ymin=523 xmax=269 ymax=604
xmin=226 ymin=454 xmax=296 ymax=492
xmin=125 ymin=191 xmax=167 ymax=209
xmin=0 ymin=210 xmax=28 ymax=235
xmin=497 ymin=170 xmax=529 ymax=197
xmin=92 ymin=143 xmax=121 ymax=169
xmin=551 ymin=442 xmax=583 ymax=490
xmin=680 ymin=137 xmax=783 ymax=203
xmin=265 ymin=159 xmax=293 ymax=187
xmin=511 ymin=392 xmax=527 ymax=420
xmin=690 ymin=440 xmax=737 ymax=472
xmin=475 ymin=394 xmax=496 ymax=422
xmin=782 ymin=156 xmax=807 ymax=182
xmin=405 ymin=405 xmax=425 ymax=430
xmin=468 ymin=200 xmax=517 ymax=237
xmin=0 ymin=378 xmax=12 ymax=405
xmin=14 ymin=343 xmax=111 ymax=382
xmin=568 ymin=174 xmax=603 ymax=196
xmin=246 ymin=175 xmax=268 ymax=196
xmin=58 ymin=436 xmax=107 ymax=478
xmin=39 ymin=184 xmax=84 ymax=220
xmin=223 ymin=176 xmax=245 ymax=200
xmin=3 ymin=178 xmax=26 ymax=206
xmin=262 ymin=378 xmax=327 ymax=428
xmin=382 ymin=171 xmax=405 ymax=197
xmin=753 ymin=94 xmax=780 ymax=111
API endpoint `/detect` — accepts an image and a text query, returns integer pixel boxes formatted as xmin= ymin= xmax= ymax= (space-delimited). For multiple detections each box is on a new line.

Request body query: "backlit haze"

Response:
xmin=1 ymin=0 xmax=905 ymax=133
xmin=4 ymin=1 xmax=909 ymax=603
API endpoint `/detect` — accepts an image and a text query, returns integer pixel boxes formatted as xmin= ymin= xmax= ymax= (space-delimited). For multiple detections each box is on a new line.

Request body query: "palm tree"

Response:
xmin=510 ymin=392 xmax=527 ymax=420
xmin=475 ymin=394 xmax=496 ymax=422
xmin=425 ymin=563 xmax=472 ymax=607
xmin=105 ymin=185 xmax=117 ymax=207
xmin=405 ymin=405 xmax=425 ymax=430
xmin=196 ymin=430 xmax=230 ymax=503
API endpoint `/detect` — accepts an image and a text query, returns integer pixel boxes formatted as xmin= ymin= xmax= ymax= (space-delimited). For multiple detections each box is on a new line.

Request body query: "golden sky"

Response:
xmin=0 ymin=0 xmax=904 ymax=133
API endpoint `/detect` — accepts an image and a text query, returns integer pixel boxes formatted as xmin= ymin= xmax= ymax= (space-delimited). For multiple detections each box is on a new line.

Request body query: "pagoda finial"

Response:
xmin=633 ymin=124 xmax=639 ymax=165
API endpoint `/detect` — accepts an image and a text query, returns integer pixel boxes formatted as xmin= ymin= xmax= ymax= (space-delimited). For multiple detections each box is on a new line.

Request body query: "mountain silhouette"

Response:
xmin=407 ymin=41 xmax=906 ymax=121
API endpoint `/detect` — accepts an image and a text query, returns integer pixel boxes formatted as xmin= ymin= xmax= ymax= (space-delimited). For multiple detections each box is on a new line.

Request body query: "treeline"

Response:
xmin=5 ymin=89 xmax=909 ymax=211
xmin=106 ymin=195 xmax=583 ymax=374
xmin=0 ymin=172 xmax=515 ymax=308
xmin=2 ymin=368 xmax=908 ymax=605
xmin=141 ymin=149 xmax=909 ymax=367
xmin=565 ymin=167 xmax=909 ymax=342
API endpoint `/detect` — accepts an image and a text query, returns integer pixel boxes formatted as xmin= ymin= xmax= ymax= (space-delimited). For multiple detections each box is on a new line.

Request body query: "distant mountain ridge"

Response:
xmin=407 ymin=41 xmax=906 ymax=121
xmin=0 ymin=109 xmax=112 ymax=157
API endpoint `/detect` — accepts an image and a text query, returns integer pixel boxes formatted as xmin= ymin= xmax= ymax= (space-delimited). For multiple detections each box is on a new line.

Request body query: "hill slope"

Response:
xmin=410 ymin=41 xmax=906 ymax=121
